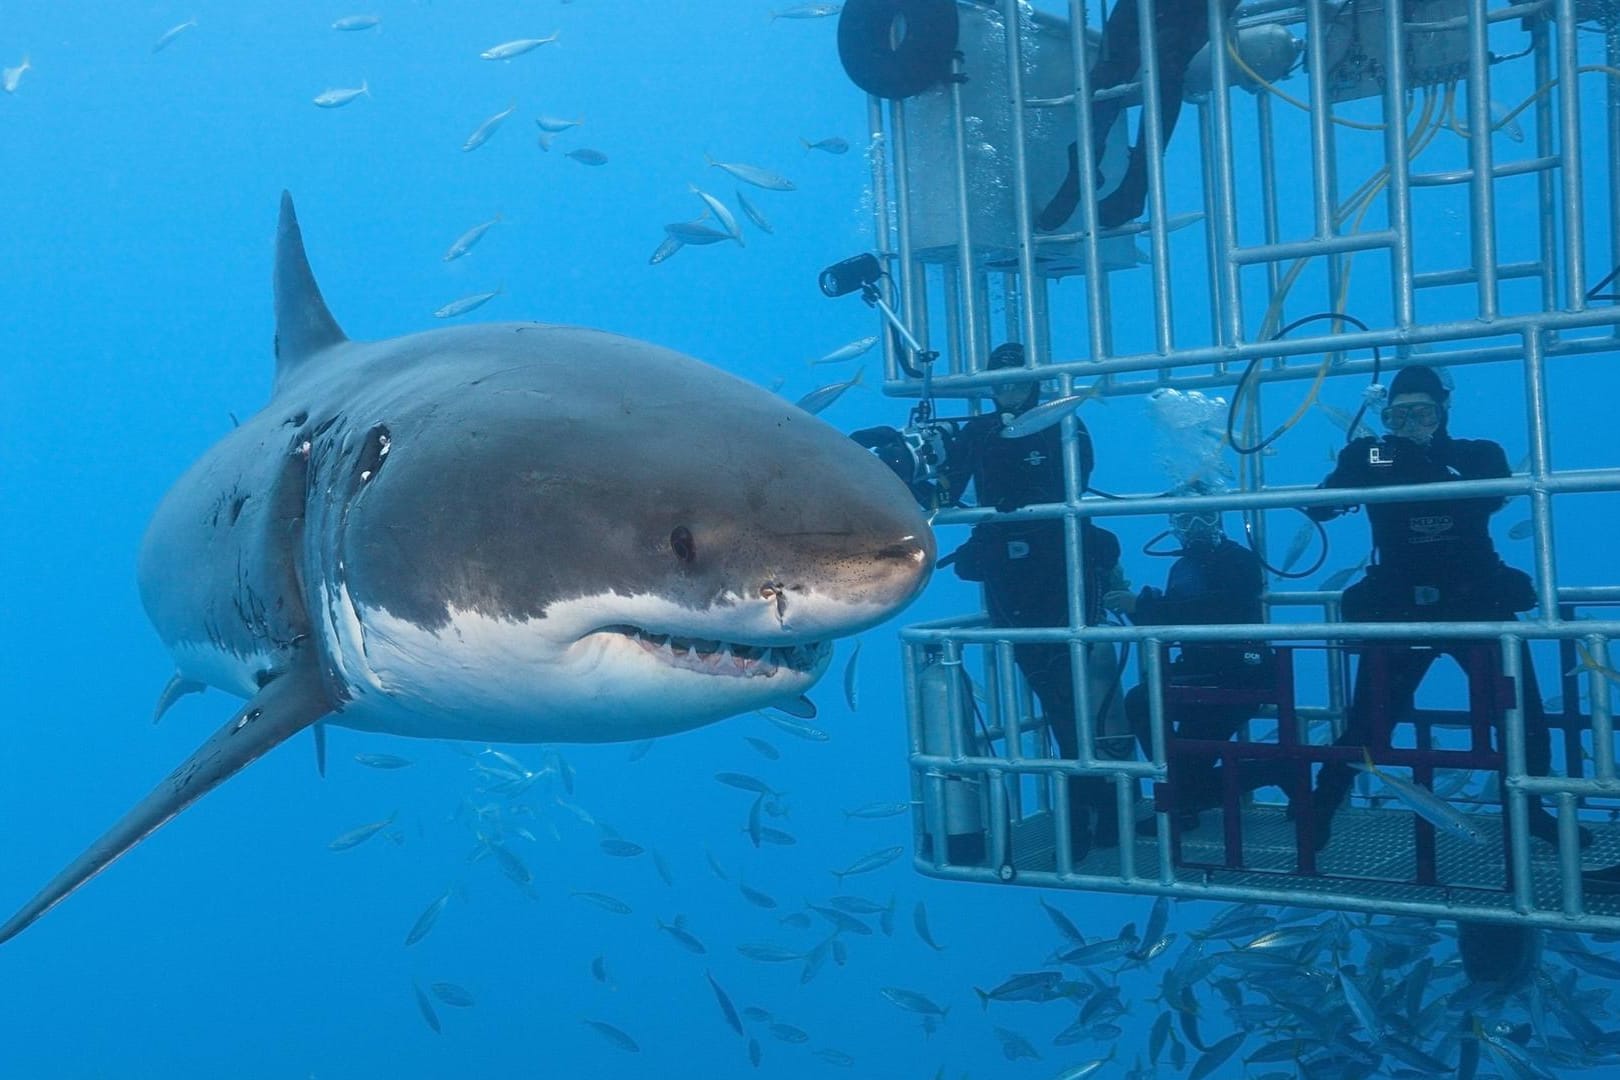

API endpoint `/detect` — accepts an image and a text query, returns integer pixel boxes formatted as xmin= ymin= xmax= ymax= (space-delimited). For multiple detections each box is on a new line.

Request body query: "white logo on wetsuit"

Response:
xmin=1369 ymin=446 xmax=1395 ymax=466
xmin=1410 ymin=514 xmax=1453 ymax=540
xmin=1023 ymin=450 xmax=1046 ymax=467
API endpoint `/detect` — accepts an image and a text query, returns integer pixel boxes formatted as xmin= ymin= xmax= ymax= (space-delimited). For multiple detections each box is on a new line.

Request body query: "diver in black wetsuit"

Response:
xmin=1305 ymin=365 xmax=1581 ymax=851
xmin=953 ymin=345 xmax=1129 ymax=855
xmin=1106 ymin=492 xmax=1276 ymax=830
xmin=866 ymin=343 xmax=1127 ymax=856
xmin=1038 ymin=0 xmax=1241 ymax=231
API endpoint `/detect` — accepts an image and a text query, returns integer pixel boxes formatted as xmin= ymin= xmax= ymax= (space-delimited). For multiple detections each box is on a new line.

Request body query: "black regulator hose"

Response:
xmin=1225 ymin=311 xmax=1383 ymax=455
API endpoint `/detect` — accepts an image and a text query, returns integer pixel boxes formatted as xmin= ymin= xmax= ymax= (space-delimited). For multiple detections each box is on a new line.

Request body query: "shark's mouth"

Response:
xmin=601 ymin=625 xmax=831 ymax=679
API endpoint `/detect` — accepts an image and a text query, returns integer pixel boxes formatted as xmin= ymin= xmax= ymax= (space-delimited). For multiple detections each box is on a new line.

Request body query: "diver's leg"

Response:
xmin=1015 ymin=643 xmax=1095 ymax=854
xmin=1312 ymin=645 xmax=1436 ymax=850
xmin=1037 ymin=0 xmax=1142 ymax=231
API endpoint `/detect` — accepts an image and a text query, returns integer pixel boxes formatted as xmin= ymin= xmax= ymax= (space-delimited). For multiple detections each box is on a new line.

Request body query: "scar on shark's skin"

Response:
xmin=0 ymin=192 xmax=934 ymax=946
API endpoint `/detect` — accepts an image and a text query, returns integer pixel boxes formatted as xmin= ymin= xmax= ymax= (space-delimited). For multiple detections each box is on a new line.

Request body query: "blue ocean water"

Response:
xmin=1 ymin=2 xmax=1617 ymax=1078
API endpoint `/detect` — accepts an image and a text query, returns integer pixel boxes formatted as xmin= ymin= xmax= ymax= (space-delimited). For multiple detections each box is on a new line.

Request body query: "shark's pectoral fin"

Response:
xmin=0 ymin=660 xmax=333 ymax=945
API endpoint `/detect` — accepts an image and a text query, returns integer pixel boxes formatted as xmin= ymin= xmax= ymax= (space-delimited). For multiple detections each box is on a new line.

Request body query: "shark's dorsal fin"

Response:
xmin=274 ymin=191 xmax=347 ymax=383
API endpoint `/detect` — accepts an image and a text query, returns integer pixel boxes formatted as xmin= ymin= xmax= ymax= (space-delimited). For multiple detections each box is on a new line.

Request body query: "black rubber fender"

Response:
xmin=837 ymin=0 xmax=960 ymax=100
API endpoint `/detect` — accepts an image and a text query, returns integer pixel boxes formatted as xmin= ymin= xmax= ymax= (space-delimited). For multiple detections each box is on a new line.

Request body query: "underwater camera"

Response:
xmin=852 ymin=413 xmax=965 ymax=511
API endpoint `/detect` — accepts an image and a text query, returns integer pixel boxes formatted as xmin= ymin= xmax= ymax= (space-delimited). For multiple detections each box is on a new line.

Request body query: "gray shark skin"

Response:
xmin=0 ymin=192 xmax=934 ymax=945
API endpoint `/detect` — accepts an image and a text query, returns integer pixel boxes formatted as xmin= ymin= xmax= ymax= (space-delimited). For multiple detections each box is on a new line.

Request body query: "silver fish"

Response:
xmin=412 ymin=981 xmax=441 ymax=1033
xmin=813 ymin=335 xmax=878 ymax=365
xmin=328 ymin=811 xmax=397 ymax=851
xmin=566 ymin=148 xmax=608 ymax=166
xmin=770 ymin=1022 xmax=810 ymax=1043
xmin=479 ymin=33 xmax=559 ymax=61
xmin=442 ymin=214 xmax=501 ymax=261
xmin=999 ymin=386 xmax=1103 ymax=439
xmin=536 ymin=115 xmax=583 ymax=132
xmin=1051 ymin=1050 xmax=1118 ymax=1079
xmin=1508 ymin=518 xmax=1534 ymax=540
xmin=431 ymin=982 xmax=476 ymax=1008
xmin=313 ymin=81 xmax=369 ymax=108
xmin=706 ymin=971 xmax=745 ymax=1037
xmin=462 ymin=103 xmax=516 ymax=152
xmin=705 ymin=154 xmax=796 ymax=191
xmin=657 ymin=916 xmax=707 ymax=954
xmin=582 ymin=1019 xmax=640 ymax=1053
xmin=688 ymin=184 xmax=743 ymax=245
xmin=880 ymin=986 xmax=947 ymax=1016
xmin=717 ymin=771 xmax=781 ymax=797
xmin=844 ymin=801 xmax=909 ymax=820
xmin=737 ymin=942 xmax=802 ymax=963
xmin=994 ymin=1026 xmax=1042 ymax=1061
xmin=973 ymin=971 xmax=1063 ymax=1009
xmin=771 ymin=3 xmax=843 ymax=19
xmin=1319 ymin=555 xmax=1370 ymax=591
xmin=664 ymin=220 xmax=732 ymax=245
xmin=913 ymin=901 xmax=944 ymax=950
xmin=743 ymin=736 xmax=779 ymax=760
xmin=433 ymin=287 xmax=501 ymax=319
xmin=331 ymin=15 xmax=381 ymax=31
xmin=572 ymin=891 xmax=632 ymax=914
xmin=832 ymin=845 xmax=904 ymax=881
xmin=1278 ymin=520 xmax=1316 ymax=574
xmin=600 ymin=837 xmax=644 ymax=858
xmin=810 ymin=904 xmax=871 ymax=935
xmin=152 ymin=19 xmax=197 ymax=54
xmin=1351 ymin=753 xmax=1486 ymax=844
xmin=842 ymin=641 xmax=861 ymax=710
xmin=404 ymin=887 xmax=454 ymax=946
xmin=765 ymin=713 xmax=830 ymax=741
xmin=1038 ymin=896 xmax=1085 ymax=944
xmin=735 ymin=189 xmax=774 ymax=234
xmin=353 ymin=752 xmax=412 ymax=769
xmin=487 ymin=841 xmax=532 ymax=886
xmin=796 ymin=365 xmax=864 ymax=415
xmin=627 ymin=738 xmax=657 ymax=761
xmin=739 ymin=882 xmax=778 ymax=909
xmin=801 ymin=136 xmax=849 ymax=154
xmin=648 ymin=235 xmax=684 ymax=265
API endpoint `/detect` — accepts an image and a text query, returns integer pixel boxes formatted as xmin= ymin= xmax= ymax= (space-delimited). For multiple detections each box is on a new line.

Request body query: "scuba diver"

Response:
xmin=1303 ymin=365 xmax=1584 ymax=851
xmin=1105 ymin=487 xmax=1278 ymax=832
xmin=1038 ymin=0 xmax=1242 ymax=231
xmin=852 ymin=343 xmax=1131 ymax=856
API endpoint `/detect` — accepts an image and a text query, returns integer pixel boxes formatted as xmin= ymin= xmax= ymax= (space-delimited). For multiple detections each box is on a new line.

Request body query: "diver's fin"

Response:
xmin=273 ymin=191 xmax=347 ymax=385
xmin=0 ymin=660 xmax=333 ymax=946
xmin=152 ymin=673 xmax=206 ymax=724
xmin=313 ymin=721 xmax=328 ymax=778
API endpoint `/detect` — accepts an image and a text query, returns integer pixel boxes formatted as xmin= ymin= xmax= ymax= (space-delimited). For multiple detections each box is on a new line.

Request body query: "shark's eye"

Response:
xmin=670 ymin=526 xmax=697 ymax=564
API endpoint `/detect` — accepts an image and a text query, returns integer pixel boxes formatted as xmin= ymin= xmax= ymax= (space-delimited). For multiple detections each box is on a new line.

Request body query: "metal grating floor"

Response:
xmin=969 ymin=805 xmax=1620 ymax=924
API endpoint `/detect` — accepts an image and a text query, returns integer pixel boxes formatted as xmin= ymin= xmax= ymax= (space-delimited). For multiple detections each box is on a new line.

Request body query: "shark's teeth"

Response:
xmin=602 ymin=625 xmax=829 ymax=679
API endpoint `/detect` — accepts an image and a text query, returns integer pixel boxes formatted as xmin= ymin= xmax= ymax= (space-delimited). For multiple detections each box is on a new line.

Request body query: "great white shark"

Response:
xmin=0 ymin=193 xmax=934 ymax=944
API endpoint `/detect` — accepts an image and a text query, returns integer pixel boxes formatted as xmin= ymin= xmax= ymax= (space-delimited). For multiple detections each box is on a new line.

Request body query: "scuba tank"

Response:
xmin=918 ymin=657 xmax=987 ymax=865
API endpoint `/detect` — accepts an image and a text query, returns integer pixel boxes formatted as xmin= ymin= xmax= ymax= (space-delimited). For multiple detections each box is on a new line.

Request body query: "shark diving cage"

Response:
xmin=835 ymin=0 xmax=1620 ymax=930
